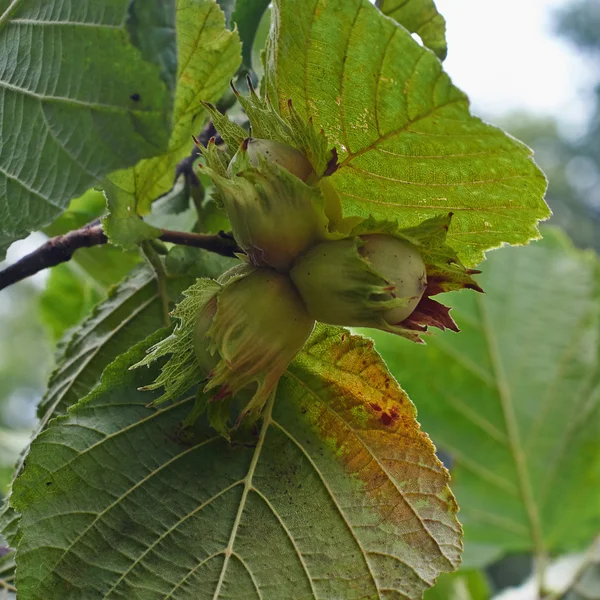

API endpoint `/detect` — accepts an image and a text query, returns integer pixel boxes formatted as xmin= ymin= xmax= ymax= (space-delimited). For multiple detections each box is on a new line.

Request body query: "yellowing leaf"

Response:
xmin=265 ymin=0 xmax=550 ymax=267
xmin=12 ymin=325 xmax=461 ymax=599
xmin=370 ymin=229 xmax=600 ymax=562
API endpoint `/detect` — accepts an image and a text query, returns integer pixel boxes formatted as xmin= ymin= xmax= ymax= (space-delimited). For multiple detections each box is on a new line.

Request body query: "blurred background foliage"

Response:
xmin=0 ymin=0 xmax=599 ymax=598
xmin=500 ymin=0 xmax=600 ymax=253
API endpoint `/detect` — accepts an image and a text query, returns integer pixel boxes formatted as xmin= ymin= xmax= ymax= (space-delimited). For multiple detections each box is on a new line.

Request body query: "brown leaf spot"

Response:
xmin=380 ymin=412 xmax=393 ymax=426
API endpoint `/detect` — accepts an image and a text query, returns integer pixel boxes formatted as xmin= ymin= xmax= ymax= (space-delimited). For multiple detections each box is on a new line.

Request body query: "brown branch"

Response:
xmin=0 ymin=224 xmax=241 ymax=291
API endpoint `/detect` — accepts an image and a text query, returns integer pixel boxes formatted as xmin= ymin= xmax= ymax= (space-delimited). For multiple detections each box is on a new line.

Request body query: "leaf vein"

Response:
xmin=271 ymin=418 xmax=381 ymax=595
xmin=251 ymin=487 xmax=318 ymax=599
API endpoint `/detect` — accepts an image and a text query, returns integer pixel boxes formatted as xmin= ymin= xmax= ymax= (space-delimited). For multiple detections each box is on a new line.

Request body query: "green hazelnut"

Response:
xmin=246 ymin=138 xmax=315 ymax=182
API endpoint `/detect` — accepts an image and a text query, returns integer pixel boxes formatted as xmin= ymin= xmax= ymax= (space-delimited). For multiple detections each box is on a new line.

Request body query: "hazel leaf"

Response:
xmin=0 ymin=0 xmax=177 ymax=257
xmin=376 ymin=0 xmax=448 ymax=61
xmin=370 ymin=229 xmax=600 ymax=560
xmin=264 ymin=0 xmax=550 ymax=267
xmin=12 ymin=325 xmax=461 ymax=599
xmin=104 ymin=0 xmax=241 ymax=249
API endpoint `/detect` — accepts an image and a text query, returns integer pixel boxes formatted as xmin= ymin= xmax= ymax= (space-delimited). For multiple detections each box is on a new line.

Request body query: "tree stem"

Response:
xmin=0 ymin=225 xmax=240 ymax=291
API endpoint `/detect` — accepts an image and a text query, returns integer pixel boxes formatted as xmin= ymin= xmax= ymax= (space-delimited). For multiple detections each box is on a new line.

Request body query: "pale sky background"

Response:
xmin=435 ymin=0 xmax=594 ymax=134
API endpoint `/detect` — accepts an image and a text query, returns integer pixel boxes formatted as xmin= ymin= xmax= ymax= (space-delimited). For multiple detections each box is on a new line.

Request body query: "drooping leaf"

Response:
xmin=104 ymin=0 xmax=241 ymax=249
xmin=0 ymin=0 xmax=177 ymax=257
xmin=376 ymin=0 xmax=448 ymax=60
xmin=12 ymin=324 xmax=461 ymax=599
xmin=370 ymin=229 xmax=600 ymax=560
xmin=0 ymin=266 xmax=193 ymax=541
xmin=0 ymin=264 xmax=205 ymax=555
xmin=39 ymin=263 xmax=103 ymax=342
xmin=264 ymin=0 xmax=550 ymax=267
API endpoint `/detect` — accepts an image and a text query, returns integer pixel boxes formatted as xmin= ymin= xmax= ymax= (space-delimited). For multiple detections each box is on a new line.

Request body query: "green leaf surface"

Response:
xmin=104 ymin=0 xmax=241 ymax=249
xmin=13 ymin=324 xmax=461 ymax=599
xmin=0 ymin=0 xmax=177 ymax=257
xmin=265 ymin=0 xmax=549 ymax=267
xmin=369 ymin=229 xmax=600 ymax=560
xmin=39 ymin=263 xmax=103 ymax=342
xmin=37 ymin=266 xmax=186 ymax=423
xmin=0 ymin=265 xmax=199 ymax=554
xmin=69 ymin=245 xmax=142 ymax=289
xmin=376 ymin=0 xmax=448 ymax=60
xmin=424 ymin=569 xmax=490 ymax=600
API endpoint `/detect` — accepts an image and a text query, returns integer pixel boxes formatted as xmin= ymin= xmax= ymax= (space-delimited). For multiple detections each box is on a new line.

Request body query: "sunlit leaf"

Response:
xmin=376 ymin=0 xmax=448 ymax=60
xmin=265 ymin=0 xmax=549 ymax=267
xmin=12 ymin=325 xmax=461 ymax=599
xmin=104 ymin=0 xmax=241 ymax=248
xmin=370 ymin=229 xmax=600 ymax=560
xmin=0 ymin=0 xmax=177 ymax=257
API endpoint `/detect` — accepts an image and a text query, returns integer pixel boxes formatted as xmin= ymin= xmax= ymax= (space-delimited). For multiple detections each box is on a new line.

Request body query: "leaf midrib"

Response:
xmin=0 ymin=0 xmax=24 ymax=29
xmin=475 ymin=294 xmax=546 ymax=561
xmin=210 ymin=390 xmax=275 ymax=600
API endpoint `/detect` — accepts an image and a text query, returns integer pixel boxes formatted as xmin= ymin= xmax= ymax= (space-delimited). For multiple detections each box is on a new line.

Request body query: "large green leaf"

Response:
xmin=13 ymin=325 xmax=461 ymax=599
xmin=0 ymin=0 xmax=177 ymax=257
xmin=370 ymin=229 xmax=600 ymax=561
xmin=0 ymin=257 xmax=221 ymax=552
xmin=376 ymin=0 xmax=447 ymax=60
xmin=37 ymin=266 xmax=186 ymax=423
xmin=264 ymin=0 xmax=549 ymax=267
xmin=0 ymin=265 xmax=172 ymax=541
xmin=104 ymin=0 xmax=241 ymax=248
